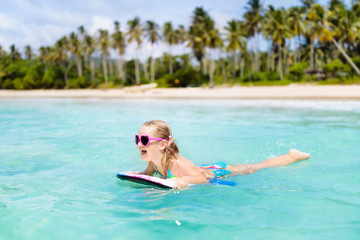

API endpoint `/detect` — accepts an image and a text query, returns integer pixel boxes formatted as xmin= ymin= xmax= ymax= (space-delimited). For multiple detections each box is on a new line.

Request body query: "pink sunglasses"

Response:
xmin=135 ymin=134 xmax=166 ymax=146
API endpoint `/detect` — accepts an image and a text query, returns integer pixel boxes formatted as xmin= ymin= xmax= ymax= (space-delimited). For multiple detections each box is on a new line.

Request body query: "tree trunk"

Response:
xmin=169 ymin=55 xmax=173 ymax=74
xmin=117 ymin=56 xmax=125 ymax=84
xmin=271 ymin=48 xmax=275 ymax=71
xmin=278 ymin=45 xmax=283 ymax=80
xmin=332 ymin=38 xmax=360 ymax=76
xmin=267 ymin=46 xmax=270 ymax=72
xmin=285 ymin=45 xmax=289 ymax=75
xmin=169 ymin=46 xmax=173 ymax=75
xmin=151 ymin=56 xmax=155 ymax=82
xmin=209 ymin=50 xmax=214 ymax=88
xmin=203 ymin=58 xmax=207 ymax=75
xmin=63 ymin=62 xmax=68 ymax=88
xmin=222 ymin=57 xmax=227 ymax=83
xmin=297 ymin=35 xmax=301 ymax=63
xmin=310 ymin=42 xmax=314 ymax=70
xmin=102 ymin=55 xmax=108 ymax=83
xmin=76 ymin=55 xmax=83 ymax=77
xmin=144 ymin=62 xmax=149 ymax=80
xmin=293 ymin=39 xmax=297 ymax=66
xmin=255 ymin=34 xmax=260 ymax=72
xmin=108 ymin=59 xmax=114 ymax=81
xmin=43 ymin=61 xmax=47 ymax=72
xmin=251 ymin=52 xmax=255 ymax=72
xmin=135 ymin=58 xmax=140 ymax=85
xmin=84 ymin=54 xmax=89 ymax=70
xmin=294 ymin=37 xmax=297 ymax=65
xmin=121 ymin=57 xmax=126 ymax=85
xmin=117 ymin=58 xmax=122 ymax=79
xmin=234 ymin=52 xmax=239 ymax=81
xmin=90 ymin=58 xmax=95 ymax=85
xmin=240 ymin=55 xmax=245 ymax=79
xmin=232 ymin=53 xmax=237 ymax=83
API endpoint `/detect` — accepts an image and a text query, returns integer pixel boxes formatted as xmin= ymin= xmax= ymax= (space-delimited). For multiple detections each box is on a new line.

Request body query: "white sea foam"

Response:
xmin=130 ymin=99 xmax=360 ymax=113
xmin=3 ymin=98 xmax=360 ymax=113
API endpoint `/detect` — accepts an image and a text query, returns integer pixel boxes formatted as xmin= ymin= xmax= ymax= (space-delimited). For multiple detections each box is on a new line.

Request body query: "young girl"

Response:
xmin=133 ymin=120 xmax=310 ymax=189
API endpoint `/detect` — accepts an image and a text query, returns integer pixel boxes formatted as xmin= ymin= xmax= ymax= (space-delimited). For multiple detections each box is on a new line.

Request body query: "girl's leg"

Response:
xmin=228 ymin=149 xmax=310 ymax=176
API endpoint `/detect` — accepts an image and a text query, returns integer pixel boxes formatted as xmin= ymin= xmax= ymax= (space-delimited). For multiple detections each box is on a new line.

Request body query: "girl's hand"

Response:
xmin=173 ymin=177 xmax=190 ymax=189
xmin=125 ymin=171 xmax=144 ymax=175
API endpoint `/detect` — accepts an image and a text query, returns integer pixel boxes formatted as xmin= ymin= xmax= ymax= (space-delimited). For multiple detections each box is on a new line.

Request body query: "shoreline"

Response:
xmin=1 ymin=85 xmax=360 ymax=100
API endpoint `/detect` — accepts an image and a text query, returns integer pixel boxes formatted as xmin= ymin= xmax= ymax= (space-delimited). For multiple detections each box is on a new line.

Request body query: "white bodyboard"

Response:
xmin=117 ymin=172 xmax=175 ymax=189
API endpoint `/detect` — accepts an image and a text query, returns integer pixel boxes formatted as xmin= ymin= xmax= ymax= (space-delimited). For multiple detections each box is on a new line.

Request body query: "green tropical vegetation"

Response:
xmin=1 ymin=0 xmax=360 ymax=89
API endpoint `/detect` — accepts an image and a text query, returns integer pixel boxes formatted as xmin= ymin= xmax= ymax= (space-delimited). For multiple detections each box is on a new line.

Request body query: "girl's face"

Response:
xmin=137 ymin=126 xmax=165 ymax=162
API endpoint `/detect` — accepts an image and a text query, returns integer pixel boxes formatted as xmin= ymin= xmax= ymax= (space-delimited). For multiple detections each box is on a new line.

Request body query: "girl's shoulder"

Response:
xmin=172 ymin=155 xmax=192 ymax=166
xmin=170 ymin=155 xmax=199 ymax=176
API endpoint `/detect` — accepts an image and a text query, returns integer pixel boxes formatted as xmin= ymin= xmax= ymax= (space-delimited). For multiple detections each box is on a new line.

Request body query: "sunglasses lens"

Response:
xmin=135 ymin=135 xmax=139 ymax=145
xmin=141 ymin=136 xmax=149 ymax=146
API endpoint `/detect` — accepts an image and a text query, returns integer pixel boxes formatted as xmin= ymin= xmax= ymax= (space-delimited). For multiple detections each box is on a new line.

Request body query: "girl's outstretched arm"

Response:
xmin=173 ymin=175 xmax=208 ymax=189
xmin=172 ymin=157 xmax=208 ymax=189
xmin=127 ymin=162 xmax=155 ymax=176
xmin=143 ymin=162 xmax=156 ymax=175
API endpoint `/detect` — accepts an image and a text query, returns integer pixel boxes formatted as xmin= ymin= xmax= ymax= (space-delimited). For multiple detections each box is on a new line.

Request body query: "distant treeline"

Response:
xmin=1 ymin=0 xmax=360 ymax=89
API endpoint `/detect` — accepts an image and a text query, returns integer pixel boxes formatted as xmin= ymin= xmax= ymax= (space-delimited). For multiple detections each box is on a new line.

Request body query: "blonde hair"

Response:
xmin=143 ymin=120 xmax=179 ymax=178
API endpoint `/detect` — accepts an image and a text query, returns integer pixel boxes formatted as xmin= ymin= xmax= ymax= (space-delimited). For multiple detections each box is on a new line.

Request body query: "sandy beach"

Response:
xmin=1 ymin=85 xmax=360 ymax=100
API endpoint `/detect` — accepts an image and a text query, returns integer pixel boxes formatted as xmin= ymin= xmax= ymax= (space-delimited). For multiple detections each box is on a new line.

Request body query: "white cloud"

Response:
xmin=3 ymin=0 xmax=353 ymax=59
xmin=23 ymin=24 xmax=69 ymax=49
xmin=11 ymin=0 xmax=33 ymax=10
xmin=89 ymin=15 xmax=114 ymax=35
xmin=0 ymin=13 xmax=18 ymax=30
xmin=211 ymin=11 xmax=236 ymax=31
xmin=0 ymin=36 xmax=9 ymax=50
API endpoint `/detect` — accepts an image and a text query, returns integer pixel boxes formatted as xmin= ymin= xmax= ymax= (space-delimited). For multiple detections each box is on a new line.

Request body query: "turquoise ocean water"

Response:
xmin=0 ymin=98 xmax=359 ymax=239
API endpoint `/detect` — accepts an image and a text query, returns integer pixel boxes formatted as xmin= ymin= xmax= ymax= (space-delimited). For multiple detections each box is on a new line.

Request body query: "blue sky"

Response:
xmin=0 ymin=0 xmax=353 ymax=59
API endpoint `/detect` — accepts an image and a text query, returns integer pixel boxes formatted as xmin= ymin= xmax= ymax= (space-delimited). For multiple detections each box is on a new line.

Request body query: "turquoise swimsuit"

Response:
xmin=154 ymin=162 xmax=232 ymax=180
xmin=199 ymin=162 xmax=232 ymax=179
xmin=154 ymin=165 xmax=176 ymax=179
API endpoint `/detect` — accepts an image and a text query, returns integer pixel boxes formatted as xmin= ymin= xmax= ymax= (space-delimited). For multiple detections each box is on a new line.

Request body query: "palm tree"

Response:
xmin=225 ymin=20 xmax=247 ymax=82
xmin=330 ymin=7 xmax=360 ymax=75
xmin=263 ymin=7 xmax=293 ymax=80
xmin=98 ymin=29 xmax=110 ymax=83
xmin=112 ymin=21 xmax=127 ymax=85
xmin=353 ymin=0 xmax=360 ymax=17
xmin=84 ymin=34 xmax=96 ymax=84
xmin=10 ymin=45 xmax=21 ymax=61
xmin=127 ymin=17 xmax=144 ymax=85
xmin=306 ymin=3 xmax=360 ymax=75
xmin=305 ymin=4 xmax=326 ymax=69
xmin=301 ymin=0 xmax=318 ymax=9
xmin=54 ymin=36 xmax=69 ymax=87
xmin=78 ymin=26 xmax=89 ymax=70
xmin=69 ymin=32 xmax=83 ymax=77
xmin=25 ymin=45 xmax=33 ymax=60
xmin=288 ymin=7 xmax=306 ymax=64
xmin=188 ymin=7 xmax=209 ymax=73
xmin=330 ymin=3 xmax=357 ymax=56
xmin=176 ymin=25 xmax=188 ymax=54
xmin=0 ymin=45 xmax=6 ymax=56
xmin=329 ymin=0 xmax=346 ymax=11
xmin=201 ymin=15 xmax=218 ymax=76
xmin=205 ymin=25 xmax=222 ymax=87
xmin=163 ymin=22 xmax=177 ymax=74
xmin=38 ymin=46 xmax=48 ymax=71
xmin=145 ymin=20 xmax=160 ymax=82
xmin=244 ymin=0 xmax=263 ymax=72
xmin=78 ymin=25 xmax=85 ymax=35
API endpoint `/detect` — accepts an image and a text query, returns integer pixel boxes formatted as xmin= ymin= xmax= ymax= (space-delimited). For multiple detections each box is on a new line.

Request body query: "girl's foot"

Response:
xmin=289 ymin=149 xmax=310 ymax=162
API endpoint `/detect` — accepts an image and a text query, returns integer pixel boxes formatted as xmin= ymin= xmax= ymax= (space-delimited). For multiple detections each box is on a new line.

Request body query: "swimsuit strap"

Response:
xmin=154 ymin=165 xmax=168 ymax=179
